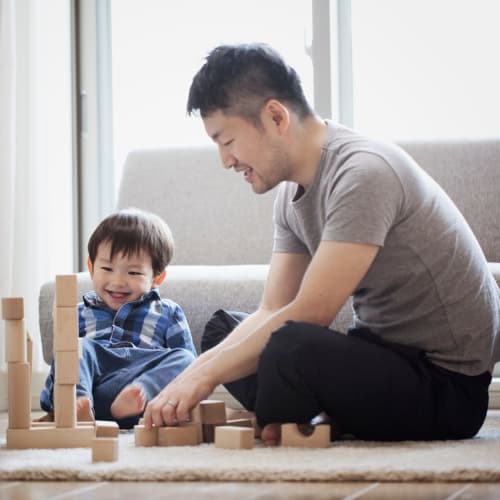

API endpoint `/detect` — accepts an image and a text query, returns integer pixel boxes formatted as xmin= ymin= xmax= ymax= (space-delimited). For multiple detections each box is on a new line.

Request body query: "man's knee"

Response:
xmin=201 ymin=309 xmax=249 ymax=353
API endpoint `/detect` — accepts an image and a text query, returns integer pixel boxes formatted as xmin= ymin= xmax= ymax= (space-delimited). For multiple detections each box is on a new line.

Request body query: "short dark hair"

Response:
xmin=87 ymin=208 xmax=174 ymax=276
xmin=187 ymin=43 xmax=313 ymax=125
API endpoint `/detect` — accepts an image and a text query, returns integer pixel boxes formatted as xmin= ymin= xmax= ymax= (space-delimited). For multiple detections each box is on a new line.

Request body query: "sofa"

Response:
xmin=39 ymin=139 xmax=500 ymax=382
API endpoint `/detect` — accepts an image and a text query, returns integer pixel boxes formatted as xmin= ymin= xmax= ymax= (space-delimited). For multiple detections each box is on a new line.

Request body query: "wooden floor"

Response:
xmin=2 ymin=412 xmax=500 ymax=499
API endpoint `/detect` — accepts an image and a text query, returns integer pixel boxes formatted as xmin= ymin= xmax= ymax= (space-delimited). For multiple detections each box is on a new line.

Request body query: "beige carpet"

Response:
xmin=1 ymin=414 xmax=500 ymax=482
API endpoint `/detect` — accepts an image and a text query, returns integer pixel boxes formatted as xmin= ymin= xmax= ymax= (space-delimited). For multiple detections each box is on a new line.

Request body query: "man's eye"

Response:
xmin=224 ymin=139 xmax=234 ymax=147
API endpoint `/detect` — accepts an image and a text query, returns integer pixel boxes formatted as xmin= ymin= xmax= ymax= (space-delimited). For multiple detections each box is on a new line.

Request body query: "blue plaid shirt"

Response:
xmin=79 ymin=288 xmax=196 ymax=355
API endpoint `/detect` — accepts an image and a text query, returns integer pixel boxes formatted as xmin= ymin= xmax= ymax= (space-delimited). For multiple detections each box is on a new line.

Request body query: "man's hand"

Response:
xmin=143 ymin=368 xmax=217 ymax=428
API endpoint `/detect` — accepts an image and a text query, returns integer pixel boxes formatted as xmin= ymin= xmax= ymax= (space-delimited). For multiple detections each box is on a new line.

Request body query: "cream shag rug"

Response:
xmin=1 ymin=418 xmax=500 ymax=482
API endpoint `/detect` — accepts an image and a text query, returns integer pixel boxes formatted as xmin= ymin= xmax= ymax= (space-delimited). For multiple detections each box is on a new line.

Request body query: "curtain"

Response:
xmin=0 ymin=0 xmax=74 ymax=388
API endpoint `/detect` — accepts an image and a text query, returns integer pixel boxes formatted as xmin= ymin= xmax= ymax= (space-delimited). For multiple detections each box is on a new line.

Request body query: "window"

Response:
xmin=109 ymin=0 xmax=314 ymax=197
xmin=350 ymin=0 xmax=500 ymax=141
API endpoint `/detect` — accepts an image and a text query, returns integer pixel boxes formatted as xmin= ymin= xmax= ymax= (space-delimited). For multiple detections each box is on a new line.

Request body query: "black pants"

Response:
xmin=202 ymin=309 xmax=491 ymax=441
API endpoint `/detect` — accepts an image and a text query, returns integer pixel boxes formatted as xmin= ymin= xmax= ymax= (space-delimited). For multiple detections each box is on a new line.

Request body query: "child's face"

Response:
xmin=89 ymin=241 xmax=158 ymax=311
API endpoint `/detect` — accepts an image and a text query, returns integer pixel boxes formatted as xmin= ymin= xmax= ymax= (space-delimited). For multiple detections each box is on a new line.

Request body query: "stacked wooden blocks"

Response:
xmin=3 ymin=297 xmax=31 ymax=433
xmin=134 ymin=399 xmax=256 ymax=449
xmin=2 ymin=275 xmax=119 ymax=461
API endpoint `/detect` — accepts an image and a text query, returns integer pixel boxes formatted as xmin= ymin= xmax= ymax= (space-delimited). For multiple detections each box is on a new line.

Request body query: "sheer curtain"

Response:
xmin=0 ymin=0 xmax=73 ymax=408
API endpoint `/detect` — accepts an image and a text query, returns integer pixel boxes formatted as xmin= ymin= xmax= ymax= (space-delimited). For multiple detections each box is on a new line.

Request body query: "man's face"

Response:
xmin=203 ymin=110 xmax=291 ymax=194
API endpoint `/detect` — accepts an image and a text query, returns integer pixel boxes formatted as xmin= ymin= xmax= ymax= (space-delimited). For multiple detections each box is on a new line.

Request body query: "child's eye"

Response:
xmin=129 ymin=271 xmax=142 ymax=276
xmin=101 ymin=266 xmax=112 ymax=272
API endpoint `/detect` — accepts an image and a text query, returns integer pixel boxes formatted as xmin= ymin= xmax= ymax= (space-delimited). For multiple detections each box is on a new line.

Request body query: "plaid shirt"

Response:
xmin=79 ymin=288 xmax=196 ymax=355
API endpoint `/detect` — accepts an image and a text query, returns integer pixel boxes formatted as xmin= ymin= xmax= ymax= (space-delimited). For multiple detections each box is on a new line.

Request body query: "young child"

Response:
xmin=40 ymin=208 xmax=197 ymax=428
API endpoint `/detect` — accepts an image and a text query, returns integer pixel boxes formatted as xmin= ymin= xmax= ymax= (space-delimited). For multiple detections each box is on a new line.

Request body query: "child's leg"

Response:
xmin=39 ymin=338 xmax=98 ymax=414
xmin=106 ymin=348 xmax=196 ymax=421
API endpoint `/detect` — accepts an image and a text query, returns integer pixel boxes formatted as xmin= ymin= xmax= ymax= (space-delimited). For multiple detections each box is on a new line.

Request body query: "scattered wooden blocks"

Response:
xmin=215 ymin=426 xmax=254 ymax=450
xmin=281 ymin=423 xmax=330 ymax=448
xmin=158 ymin=425 xmax=200 ymax=446
xmin=191 ymin=400 xmax=226 ymax=425
xmin=134 ymin=424 xmax=159 ymax=447
xmin=92 ymin=437 xmax=119 ymax=462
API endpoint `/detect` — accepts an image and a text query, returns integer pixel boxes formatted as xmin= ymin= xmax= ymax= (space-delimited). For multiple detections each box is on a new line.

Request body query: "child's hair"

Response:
xmin=87 ymin=208 xmax=174 ymax=276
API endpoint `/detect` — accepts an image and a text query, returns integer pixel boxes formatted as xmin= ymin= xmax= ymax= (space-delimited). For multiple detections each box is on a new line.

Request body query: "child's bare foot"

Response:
xmin=76 ymin=397 xmax=95 ymax=422
xmin=111 ymin=384 xmax=146 ymax=419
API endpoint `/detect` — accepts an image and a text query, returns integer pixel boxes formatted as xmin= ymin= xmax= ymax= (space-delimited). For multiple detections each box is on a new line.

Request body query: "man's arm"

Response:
xmin=144 ymin=241 xmax=379 ymax=427
xmin=206 ymin=240 xmax=380 ymax=385
xmin=165 ymin=251 xmax=311 ymax=383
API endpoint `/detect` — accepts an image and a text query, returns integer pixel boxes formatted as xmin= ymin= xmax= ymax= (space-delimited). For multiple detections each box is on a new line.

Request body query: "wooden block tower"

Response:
xmin=2 ymin=297 xmax=31 ymax=431
xmin=53 ymin=274 xmax=79 ymax=428
xmin=2 ymin=275 xmax=118 ymax=456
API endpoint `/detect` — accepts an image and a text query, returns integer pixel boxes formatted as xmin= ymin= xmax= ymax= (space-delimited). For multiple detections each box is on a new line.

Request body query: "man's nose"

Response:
xmin=219 ymin=147 xmax=237 ymax=170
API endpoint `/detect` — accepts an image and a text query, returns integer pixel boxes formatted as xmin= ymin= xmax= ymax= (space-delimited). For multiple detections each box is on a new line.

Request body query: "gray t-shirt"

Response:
xmin=273 ymin=121 xmax=499 ymax=376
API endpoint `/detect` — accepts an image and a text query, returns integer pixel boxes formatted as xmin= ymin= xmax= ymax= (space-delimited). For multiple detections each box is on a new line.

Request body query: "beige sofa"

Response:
xmin=39 ymin=140 xmax=500 ymax=367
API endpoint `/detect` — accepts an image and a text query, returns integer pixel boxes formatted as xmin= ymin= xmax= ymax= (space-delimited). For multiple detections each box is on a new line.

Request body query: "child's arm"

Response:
xmin=164 ymin=303 xmax=197 ymax=357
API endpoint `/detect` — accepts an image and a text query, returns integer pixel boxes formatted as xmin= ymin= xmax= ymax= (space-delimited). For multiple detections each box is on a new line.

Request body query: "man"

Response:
xmin=144 ymin=43 xmax=500 ymax=443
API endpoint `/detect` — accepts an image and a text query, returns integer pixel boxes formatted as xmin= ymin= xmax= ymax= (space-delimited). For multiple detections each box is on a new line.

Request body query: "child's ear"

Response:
xmin=87 ymin=256 xmax=94 ymax=276
xmin=153 ymin=270 xmax=167 ymax=287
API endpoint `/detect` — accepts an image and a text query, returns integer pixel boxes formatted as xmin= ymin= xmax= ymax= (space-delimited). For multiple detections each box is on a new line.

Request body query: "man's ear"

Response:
xmin=263 ymin=99 xmax=290 ymax=133
xmin=153 ymin=269 xmax=167 ymax=287
xmin=87 ymin=256 xmax=94 ymax=276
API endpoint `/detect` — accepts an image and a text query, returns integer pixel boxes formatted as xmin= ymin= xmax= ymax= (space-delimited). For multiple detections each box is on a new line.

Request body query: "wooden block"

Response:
xmin=92 ymin=437 xmax=119 ymax=462
xmin=202 ymin=423 xmax=215 ymax=443
xmin=54 ymin=307 xmax=79 ymax=352
xmin=5 ymin=319 xmax=27 ymax=362
xmin=227 ymin=417 xmax=260 ymax=438
xmin=158 ymin=425 xmax=199 ymax=446
xmin=95 ymin=420 xmax=120 ymax=437
xmin=134 ymin=424 xmax=158 ymax=446
xmin=191 ymin=400 xmax=226 ymax=424
xmin=215 ymin=426 xmax=254 ymax=450
xmin=54 ymin=383 xmax=76 ymax=428
xmin=181 ymin=421 xmax=202 ymax=444
xmin=6 ymin=426 xmax=95 ymax=449
xmin=26 ymin=331 xmax=33 ymax=378
xmin=2 ymin=297 xmax=24 ymax=320
xmin=55 ymin=274 xmax=78 ymax=307
xmin=55 ymin=350 xmax=80 ymax=384
xmin=281 ymin=423 xmax=330 ymax=448
xmin=8 ymin=362 xmax=31 ymax=429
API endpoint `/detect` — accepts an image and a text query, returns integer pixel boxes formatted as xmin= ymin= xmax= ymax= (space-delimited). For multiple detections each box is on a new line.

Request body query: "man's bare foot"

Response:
xmin=76 ymin=397 xmax=95 ymax=422
xmin=261 ymin=423 xmax=281 ymax=446
xmin=34 ymin=412 xmax=54 ymax=422
xmin=111 ymin=384 xmax=146 ymax=419
xmin=261 ymin=413 xmax=341 ymax=446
